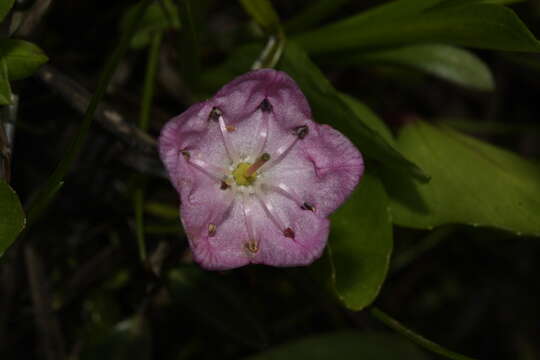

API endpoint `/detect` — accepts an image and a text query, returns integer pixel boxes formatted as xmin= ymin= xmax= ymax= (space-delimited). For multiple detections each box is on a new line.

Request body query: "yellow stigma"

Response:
xmin=233 ymin=162 xmax=256 ymax=186
xmin=233 ymin=153 xmax=270 ymax=186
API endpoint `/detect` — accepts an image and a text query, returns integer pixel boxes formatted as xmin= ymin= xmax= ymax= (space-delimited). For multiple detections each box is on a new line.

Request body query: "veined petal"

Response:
xmin=263 ymin=124 xmax=364 ymax=217
xmin=248 ymin=190 xmax=330 ymax=267
xmin=185 ymin=200 xmax=251 ymax=270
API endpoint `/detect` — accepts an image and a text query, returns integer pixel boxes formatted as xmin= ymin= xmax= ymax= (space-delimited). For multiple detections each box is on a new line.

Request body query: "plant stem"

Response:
xmin=134 ymin=30 xmax=162 ymax=262
xmin=370 ymin=307 xmax=479 ymax=360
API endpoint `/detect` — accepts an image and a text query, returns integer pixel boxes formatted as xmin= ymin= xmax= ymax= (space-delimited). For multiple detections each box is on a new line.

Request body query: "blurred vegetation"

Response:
xmin=0 ymin=0 xmax=539 ymax=359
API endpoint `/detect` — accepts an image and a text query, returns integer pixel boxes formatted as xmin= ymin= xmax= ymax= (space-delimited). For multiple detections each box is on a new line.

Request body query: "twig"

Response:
xmin=36 ymin=65 xmax=157 ymax=155
xmin=24 ymin=244 xmax=66 ymax=360
xmin=14 ymin=0 xmax=54 ymax=37
xmin=0 ymin=94 xmax=18 ymax=182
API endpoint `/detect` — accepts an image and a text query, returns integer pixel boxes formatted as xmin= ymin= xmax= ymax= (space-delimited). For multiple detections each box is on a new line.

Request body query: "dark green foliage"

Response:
xmin=1 ymin=1 xmax=540 ymax=359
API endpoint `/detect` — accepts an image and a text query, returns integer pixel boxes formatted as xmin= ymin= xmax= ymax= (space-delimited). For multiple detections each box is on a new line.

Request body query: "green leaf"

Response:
xmin=120 ymin=0 xmax=181 ymax=49
xmin=278 ymin=42 xmax=429 ymax=181
xmin=168 ymin=267 xmax=267 ymax=348
xmin=0 ymin=0 xmax=15 ymax=22
xmin=339 ymin=93 xmax=396 ymax=145
xmin=384 ymin=120 xmax=540 ymax=236
xmin=341 ymin=44 xmax=495 ymax=91
xmin=0 ymin=39 xmax=49 ymax=81
xmin=239 ymin=0 xmax=281 ymax=32
xmin=0 ymin=59 xmax=12 ymax=106
xmin=244 ymin=331 xmax=428 ymax=360
xmin=285 ymin=0 xmax=351 ymax=33
xmin=293 ymin=2 xmax=540 ymax=54
xmin=329 ymin=171 xmax=393 ymax=311
xmin=0 ymin=179 xmax=25 ymax=257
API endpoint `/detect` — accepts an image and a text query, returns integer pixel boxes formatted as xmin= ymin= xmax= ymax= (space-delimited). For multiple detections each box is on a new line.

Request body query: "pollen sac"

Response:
xmin=181 ymin=150 xmax=190 ymax=160
xmin=259 ymin=98 xmax=273 ymax=112
xmin=208 ymin=223 xmax=217 ymax=237
xmin=245 ymin=240 xmax=259 ymax=254
xmin=220 ymin=180 xmax=230 ymax=190
xmin=158 ymin=69 xmax=364 ymax=270
xmin=293 ymin=125 xmax=309 ymax=139
xmin=283 ymin=227 xmax=295 ymax=239
xmin=208 ymin=107 xmax=222 ymax=122
xmin=301 ymin=202 xmax=315 ymax=212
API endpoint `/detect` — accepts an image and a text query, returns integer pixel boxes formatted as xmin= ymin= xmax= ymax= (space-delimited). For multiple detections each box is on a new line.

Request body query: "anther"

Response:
xmin=181 ymin=150 xmax=191 ymax=160
xmin=293 ymin=125 xmax=309 ymax=139
xmin=209 ymin=107 xmax=222 ymax=122
xmin=300 ymin=202 xmax=315 ymax=212
xmin=226 ymin=125 xmax=236 ymax=132
xmin=283 ymin=227 xmax=295 ymax=239
xmin=245 ymin=240 xmax=259 ymax=254
xmin=220 ymin=181 xmax=230 ymax=190
xmin=258 ymin=98 xmax=273 ymax=112
xmin=245 ymin=153 xmax=271 ymax=177
xmin=208 ymin=223 xmax=217 ymax=237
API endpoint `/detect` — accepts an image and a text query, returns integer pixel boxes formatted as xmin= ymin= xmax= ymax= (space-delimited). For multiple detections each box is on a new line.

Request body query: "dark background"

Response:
xmin=1 ymin=1 xmax=539 ymax=359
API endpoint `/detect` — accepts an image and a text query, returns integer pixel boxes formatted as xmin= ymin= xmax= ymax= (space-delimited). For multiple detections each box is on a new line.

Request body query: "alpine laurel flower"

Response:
xmin=159 ymin=69 xmax=364 ymax=270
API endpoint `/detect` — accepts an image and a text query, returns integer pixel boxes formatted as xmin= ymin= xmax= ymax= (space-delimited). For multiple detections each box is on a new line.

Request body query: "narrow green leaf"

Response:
xmin=278 ymin=42 xmax=428 ymax=181
xmin=239 ymin=0 xmax=281 ymax=32
xmin=285 ymin=0 xmax=350 ymax=33
xmin=0 ymin=0 xmax=15 ymax=22
xmin=120 ymin=0 xmax=180 ymax=49
xmin=0 ymin=39 xmax=49 ymax=81
xmin=436 ymin=0 xmax=525 ymax=8
xmin=371 ymin=307 xmax=479 ymax=360
xmin=0 ymin=59 xmax=12 ymax=106
xmin=327 ymin=0 xmax=443 ymax=29
xmin=0 ymin=179 xmax=25 ymax=257
xmin=339 ymin=93 xmax=396 ymax=145
xmin=293 ymin=3 xmax=540 ymax=53
xmin=244 ymin=331 xmax=428 ymax=360
xmin=342 ymin=44 xmax=495 ymax=91
xmin=329 ymin=171 xmax=393 ymax=311
xmin=384 ymin=120 xmax=540 ymax=236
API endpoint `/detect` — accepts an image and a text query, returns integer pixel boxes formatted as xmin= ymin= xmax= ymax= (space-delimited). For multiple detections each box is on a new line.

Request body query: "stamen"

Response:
xmin=258 ymin=98 xmax=273 ymax=113
xmin=208 ymin=223 xmax=217 ymax=237
xmin=181 ymin=150 xmax=190 ymax=160
xmin=245 ymin=240 xmax=259 ymax=254
xmin=300 ymin=202 xmax=315 ymax=212
xmin=255 ymin=193 xmax=290 ymax=237
xmin=218 ymin=115 xmax=238 ymax=162
xmin=208 ymin=107 xmax=222 ymax=122
xmin=187 ymin=157 xmax=227 ymax=183
xmin=245 ymin=153 xmax=270 ymax=177
xmin=263 ymin=124 xmax=309 ymax=171
xmin=283 ymin=227 xmax=295 ymax=239
xmin=293 ymin=125 xmax=309 ymax=139
xmin=242 ymin=195 xmax=256 ymax=245
xmin=252 ymin=108 xmax=269 ymax=157
xmin=220 ymin=180 xmax=230 ymax=190
xmin=226 ymin=125 xmax=236 ymax=132
xmin=262 ymin=183 xmax=303 ymax=207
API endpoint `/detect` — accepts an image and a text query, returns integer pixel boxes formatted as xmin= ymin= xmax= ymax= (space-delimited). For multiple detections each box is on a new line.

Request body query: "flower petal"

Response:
xmin=264 ymin=123 xmax=364 ymax=217
xmin=184 ymin=199 xmax=252 ymax=270
xmin=248 ymin=190 xmax=330 ymax=267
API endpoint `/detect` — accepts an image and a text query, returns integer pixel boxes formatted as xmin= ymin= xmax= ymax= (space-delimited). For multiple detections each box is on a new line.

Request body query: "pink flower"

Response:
xmin=159 ymin=69 xmax=364 ymax=270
